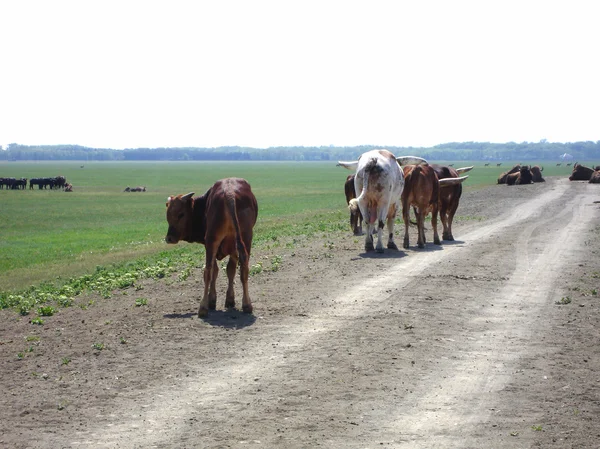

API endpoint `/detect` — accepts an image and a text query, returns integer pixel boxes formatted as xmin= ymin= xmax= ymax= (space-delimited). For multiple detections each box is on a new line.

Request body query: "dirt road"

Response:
xmin=1 ymin=177 xmax=599 ymax=448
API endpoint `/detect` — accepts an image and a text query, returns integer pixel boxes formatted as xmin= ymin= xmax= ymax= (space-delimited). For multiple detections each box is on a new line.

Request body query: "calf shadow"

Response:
xmin=164 ymin=309 xmax=256 ymax=329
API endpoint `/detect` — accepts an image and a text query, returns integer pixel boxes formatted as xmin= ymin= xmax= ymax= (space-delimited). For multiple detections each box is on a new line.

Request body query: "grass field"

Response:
xmin=0 ymin=159 xmax=580 ymax=295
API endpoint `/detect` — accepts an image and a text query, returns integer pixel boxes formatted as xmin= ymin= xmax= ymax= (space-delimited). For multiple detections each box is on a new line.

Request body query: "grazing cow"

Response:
xmin=344 ymin=174 xmax=363 ymax=235
xmin=165 ymin=178 xmax=258 ymax=317
xmin=337 ymin=150 xmax=426 ymax=253
xmin=569 ymin=163 xmax=595 ymax=181
xmin=431 ymin=165 xmax=472 ymax=241
xmin=496 ymin=163 xmax=502 ymax=167
xmin=530 ymin=165 xmax=545 ymax=182
xmin=484 ymin=163 xmax=490 ymax=166
xmin=402 ymin=164 xmax=468 ymax=248
xmin=589 ymin=169 xmax=600 ymax=184
xmin=64 ymin=183 xmax=73 ymax=192
xmin=556 ymin=163 xmax=562 ymax=166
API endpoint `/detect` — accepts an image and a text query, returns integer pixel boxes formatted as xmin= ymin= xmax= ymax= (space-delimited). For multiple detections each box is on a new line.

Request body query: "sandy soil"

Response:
xmin=1 ymin=176 xmax=599 ymax=449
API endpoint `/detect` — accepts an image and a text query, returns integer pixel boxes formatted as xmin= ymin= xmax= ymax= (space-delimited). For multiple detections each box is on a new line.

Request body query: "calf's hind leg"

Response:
xmin=225 ymin=255 xmax=238 ymax=309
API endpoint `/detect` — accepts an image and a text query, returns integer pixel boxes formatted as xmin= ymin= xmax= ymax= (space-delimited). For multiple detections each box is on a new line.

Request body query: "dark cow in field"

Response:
xmin=530 ymin=166 xmax=545 ymax=182
xmin=569 ymin=163 xmax=595 ymax=181
xmin=431 ymin=165 xmax=472 ymax=241
xmin=516 ymin=166 xmax=533 ymax=185
xmin=337 ymin=150 xmax=426 ymax=253
xmin=589 ymin=169 xmax=600 ymax=184
xmin=505 ymin=165 xmax=533 ymax=185
xmin=0 ymin=178 xmax=15 ymax=189
xmin=165 ymin=178 xmax=258 ymax=317
xmin=125 ymin=186 xmax=147 ymax=192
xmin=344 ymin=174 xmax=363 ymax=235
xmin=497 ymin=164 xmax=521 ymax=184
xmin=402 ymin=164 xmax=468 ymax=248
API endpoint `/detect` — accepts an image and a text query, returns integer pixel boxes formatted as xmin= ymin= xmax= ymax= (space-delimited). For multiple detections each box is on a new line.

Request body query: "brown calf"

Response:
xmin=165 ymin=178 xmax=258 ymax=317
xmin=344 ymin=174 xmax=363 ymax=235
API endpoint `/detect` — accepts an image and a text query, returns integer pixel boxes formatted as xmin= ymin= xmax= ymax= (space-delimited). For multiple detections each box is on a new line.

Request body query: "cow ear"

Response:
xmin=182 ymin=192 xmax=195 ymax=200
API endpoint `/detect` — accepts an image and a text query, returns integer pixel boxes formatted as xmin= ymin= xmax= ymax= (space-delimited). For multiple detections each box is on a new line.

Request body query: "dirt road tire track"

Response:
xmin=1 ymin=177 xmax=599 ymax=448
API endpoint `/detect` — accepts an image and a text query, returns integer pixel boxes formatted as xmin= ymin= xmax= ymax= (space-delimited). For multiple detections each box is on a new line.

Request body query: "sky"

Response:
xmin=1 ymin=0 xmax=598 ymax=150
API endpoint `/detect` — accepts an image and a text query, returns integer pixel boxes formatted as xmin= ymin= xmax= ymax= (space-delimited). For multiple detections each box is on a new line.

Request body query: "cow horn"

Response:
xmin=455 ymin=166 xmax=474 ymax=174
xmin=337 ymin=160 xmax=359 ymax=170
xmin=182 ymin=192 xmax=195 ymax=200
xmin=439 ymin=175 xmax=469 ymax=187
xmin=396 ymin=156 xmax=428 ymax=166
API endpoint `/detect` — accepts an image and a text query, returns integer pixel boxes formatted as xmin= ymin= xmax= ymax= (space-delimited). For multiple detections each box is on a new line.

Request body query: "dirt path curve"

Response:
xmin=3 ymin=178 xmax=599 ymax=449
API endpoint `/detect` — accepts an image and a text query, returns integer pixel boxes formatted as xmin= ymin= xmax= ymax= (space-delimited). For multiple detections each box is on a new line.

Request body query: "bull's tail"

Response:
xmin=226 ymin=193 xmax=249 ymax=266
xmin=354 ymin=157 xmax=376 ymax=204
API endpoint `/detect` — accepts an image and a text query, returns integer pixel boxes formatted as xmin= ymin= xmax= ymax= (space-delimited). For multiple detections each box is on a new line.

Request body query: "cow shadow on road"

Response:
xmin=164 ymin=309 xmax=257 ymax=329
xmin=357 ymin=242 xmax=450 ymax=259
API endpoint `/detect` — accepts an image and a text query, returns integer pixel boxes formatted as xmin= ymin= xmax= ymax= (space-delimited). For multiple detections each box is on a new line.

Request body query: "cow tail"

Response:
xmin=354 ymin=157 xmax=375 ymax=205
xmin=227 ymin=194 xmax=249 ymax=266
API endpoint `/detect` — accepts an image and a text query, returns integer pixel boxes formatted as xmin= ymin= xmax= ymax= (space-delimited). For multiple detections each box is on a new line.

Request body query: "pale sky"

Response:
xmin=1 ymin=0 xmax=598 ymax=150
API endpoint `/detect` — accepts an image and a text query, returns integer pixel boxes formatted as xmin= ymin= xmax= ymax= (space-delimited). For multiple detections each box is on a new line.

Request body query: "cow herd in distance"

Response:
xmin=497 ymin=162 xmax=600 ymax=184
xmin=0 ymin=175 xmax=72 ymax=191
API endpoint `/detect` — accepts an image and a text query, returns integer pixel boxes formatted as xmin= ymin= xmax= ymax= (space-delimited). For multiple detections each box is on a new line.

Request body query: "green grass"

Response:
xmin=0 ymin=159 xmax=584 ymax=297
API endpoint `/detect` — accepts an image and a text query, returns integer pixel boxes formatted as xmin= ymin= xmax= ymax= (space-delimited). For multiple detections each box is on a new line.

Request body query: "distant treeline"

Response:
xmin=1 ymin=140 xmax=599 ymax=162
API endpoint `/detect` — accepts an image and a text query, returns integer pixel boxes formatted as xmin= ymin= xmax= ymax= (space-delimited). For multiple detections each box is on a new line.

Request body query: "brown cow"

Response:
xmin=497 ymin=164 xmax=521 ymax=184
xmin=530 ymin=165 xmax=545 ymax=182
xmin=569 ymin=163 xmax=595 ymax=181
xmin=431 ymin=165 xmax=471 ymax=241
xmin=589 ymin=169 xmax=600 ymax=184
xmin=165 ymin=178 xmax=258 ymax=317
xmin=401 ymin=164 xmax=468 ymax=249
xmin=344 ymin=174 xmax=363 ymax=235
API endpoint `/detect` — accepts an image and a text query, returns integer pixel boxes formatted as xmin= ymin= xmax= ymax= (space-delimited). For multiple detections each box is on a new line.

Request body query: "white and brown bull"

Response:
xmin=337 ymin=150 xmax=426 ymax=253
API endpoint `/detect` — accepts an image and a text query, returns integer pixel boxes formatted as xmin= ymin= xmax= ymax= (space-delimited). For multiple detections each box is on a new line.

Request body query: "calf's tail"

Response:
xmin=226 ymin=194 xmax=249 ymax=266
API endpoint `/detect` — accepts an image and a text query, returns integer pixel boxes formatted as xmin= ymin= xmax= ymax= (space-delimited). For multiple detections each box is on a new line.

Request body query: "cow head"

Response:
xmin=165 ymin=192 xmax=195 ymax=244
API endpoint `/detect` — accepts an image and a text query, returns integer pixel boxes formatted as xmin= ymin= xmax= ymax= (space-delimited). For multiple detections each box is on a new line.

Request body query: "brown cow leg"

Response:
xmin=208 ymin=259 xmax=218 ymax=310
xmin=402 ymin=202 xmax=411 ymax=249
xmin=417 ymin=212 xmax=425 ymax=249
xmin=199 ymin=251 xmax=218 ymax=317
xmin=239 ymin=257 xmax=253 ymax=314
xmin=432 ymin=208 xmax=441 ymax=245
xmin=225 ymin=256 xmax=238 ymax=309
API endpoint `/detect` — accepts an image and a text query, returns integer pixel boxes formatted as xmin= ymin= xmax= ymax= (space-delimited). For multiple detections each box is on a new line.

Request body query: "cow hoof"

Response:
xmin=225 ymin=299 xmax=235 ymax=309
xmin=198 ymin=307 xmax=209 ymax=318
xmin=376 ymin=247 xmax=385 ymax=253
xmin=387 ymin=241 xmax=398 ymax=250
xmin=434 ymin=238 xmax=441 ymax=245
xmin=365 ymin=242 xmax=375 ymax=252
xmin=418 ymin=242 xmax=425 ymax=249
xmin=242 ymin=304 xmax=253 ymax=314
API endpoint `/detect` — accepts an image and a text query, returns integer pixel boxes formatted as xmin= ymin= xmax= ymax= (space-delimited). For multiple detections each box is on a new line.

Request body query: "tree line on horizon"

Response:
xmin=1 ymin=140 xmax=599 ymax=162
